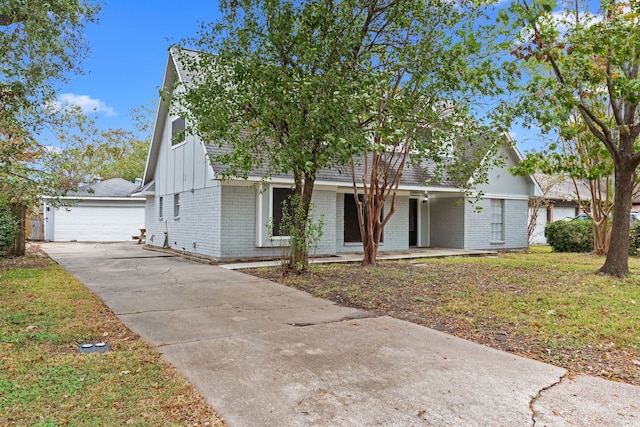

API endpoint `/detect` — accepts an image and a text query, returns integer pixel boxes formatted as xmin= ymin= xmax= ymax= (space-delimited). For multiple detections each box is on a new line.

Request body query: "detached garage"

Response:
xmin=43 ymin=178 xmax=145 ymax=242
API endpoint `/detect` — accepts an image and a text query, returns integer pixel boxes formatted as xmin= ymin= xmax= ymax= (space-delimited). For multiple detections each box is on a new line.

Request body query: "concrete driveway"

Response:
xmin=42 ymin=243 xmax=640 ymax=426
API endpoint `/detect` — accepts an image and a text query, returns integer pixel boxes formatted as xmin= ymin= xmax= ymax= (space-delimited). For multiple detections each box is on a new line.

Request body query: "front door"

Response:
xmin=409 ymin=198 xmax=418 ymax=246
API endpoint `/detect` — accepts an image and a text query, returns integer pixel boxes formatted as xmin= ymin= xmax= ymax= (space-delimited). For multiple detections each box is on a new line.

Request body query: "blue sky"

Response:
xmin=58 ymin=0 xmax=545 ymax=152
xmin=56 ymin=1 xmax=222 ymax=137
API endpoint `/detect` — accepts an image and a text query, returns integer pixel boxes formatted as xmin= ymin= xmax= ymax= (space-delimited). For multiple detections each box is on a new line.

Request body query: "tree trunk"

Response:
xmin=592 ymin=217 xmax=609 ymax=256
xmin=10 ymin=203 xmax=26 ymax=257
xmin=362 ymin=229 xmax=378 ymax=266
xmin=597 ymin=162 xmax=635 ymax=277
xmin=288 ymin=175 xmax=315 ymax=273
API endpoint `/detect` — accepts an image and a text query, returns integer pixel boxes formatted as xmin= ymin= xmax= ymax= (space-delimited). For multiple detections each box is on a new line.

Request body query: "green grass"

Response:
xmin=245 ymin=248 xmax=640 ymax=384
xmin=0 ymin=260 xmax=225 ymax=427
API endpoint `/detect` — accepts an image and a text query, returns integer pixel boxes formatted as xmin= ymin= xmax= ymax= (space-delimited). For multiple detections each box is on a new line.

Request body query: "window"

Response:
xmin=174 ymin=193 xmax=180 ymax=218
xmin=159 ymin=196 xmax=163 ymax=220
xmin=491 ymin=199 xmax=504 ymax=241
xmin=171 ymin=117 xmax=185 ymax=145
xmin=271 ymin=187 xmax=295 ymax=237
xmin=343 ymin=194 xmax=383 ymax=243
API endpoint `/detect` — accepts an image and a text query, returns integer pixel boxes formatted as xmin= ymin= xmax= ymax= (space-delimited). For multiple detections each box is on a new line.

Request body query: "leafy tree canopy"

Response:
xmin=504 ymin=0 xmax=640 ymax=276
xmin=0 ymin=0 xmax=100 ymax=205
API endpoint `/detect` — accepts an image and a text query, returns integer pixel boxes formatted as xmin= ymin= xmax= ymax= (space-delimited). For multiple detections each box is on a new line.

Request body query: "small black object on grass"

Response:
xmin=78 ymin=342 xmax=110 ymax=354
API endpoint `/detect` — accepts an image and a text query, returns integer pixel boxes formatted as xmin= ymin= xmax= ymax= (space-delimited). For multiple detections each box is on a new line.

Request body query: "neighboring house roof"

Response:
xmin=63 ymin=178 xmax=143 ymax=199
xmin=535 ymin=174 xmax=592 ymax=202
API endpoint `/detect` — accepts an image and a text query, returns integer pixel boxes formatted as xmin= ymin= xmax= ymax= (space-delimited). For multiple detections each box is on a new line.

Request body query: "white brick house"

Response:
xmin=137 ymin=48 xmax=537 ymax=260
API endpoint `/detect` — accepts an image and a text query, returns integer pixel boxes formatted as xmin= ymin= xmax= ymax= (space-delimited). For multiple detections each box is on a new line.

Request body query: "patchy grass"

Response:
xmin=244 ymin=246 xmax=640 ymax=386
xmin=0 ymin=253 xmax=226 ymax=427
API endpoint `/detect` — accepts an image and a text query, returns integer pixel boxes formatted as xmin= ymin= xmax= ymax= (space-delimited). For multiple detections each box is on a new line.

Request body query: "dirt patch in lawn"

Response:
xmin=244 ymin=253 xmax=640 ymax=386
xmin=0 ymin=243 xmax=55 ymax=271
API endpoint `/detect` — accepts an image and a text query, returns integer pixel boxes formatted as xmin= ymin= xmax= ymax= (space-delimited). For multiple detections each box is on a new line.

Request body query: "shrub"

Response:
xmin=629 ymin=221 xmax=640 ymax=255
xmin=545 ymin=219 xmax=594 ymax=253
xmin=0 ymin=204 xmax=19 ymax=256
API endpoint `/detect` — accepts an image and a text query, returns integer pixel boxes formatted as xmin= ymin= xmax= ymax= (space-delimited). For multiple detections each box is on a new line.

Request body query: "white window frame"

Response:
xmin=171 ymin=117 xmax=186 ymax=147
xmin=173 ymin=193 xmax=180 ymax=219
xmin=269 ymin=186 xmax=295 ymax=240
xmin=159 ymin=196 xmax=163 ymax=220
xmin=491 ymin=199 xmax=505 ymax=242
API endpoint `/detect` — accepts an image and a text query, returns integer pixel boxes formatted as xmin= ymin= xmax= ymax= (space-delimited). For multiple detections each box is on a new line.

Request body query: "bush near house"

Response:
xmin=629 ymin=222 xmax=640 ymax=255
xmin=545 ymin=219 xmax=594 ymax=253
xmin=0 ymin=204 xmax=19 ymax=256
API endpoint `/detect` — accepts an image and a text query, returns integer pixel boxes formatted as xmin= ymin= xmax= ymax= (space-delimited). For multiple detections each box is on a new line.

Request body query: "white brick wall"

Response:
xmin=147 ymin=184 xmax=528 ymax=259
xmin=464 ymin=198 xmax=529 ymax=250
xmin=219 ymin=185 xmax=338 ymax=258
xmin=146 ymin=186 xmax=222 ymax=257
xmin=336 ymin=193 xmax=409 ymax=253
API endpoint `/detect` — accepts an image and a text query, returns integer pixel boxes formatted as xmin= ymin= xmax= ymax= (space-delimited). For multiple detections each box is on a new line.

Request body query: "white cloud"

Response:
xmin=56 ymin=93 xmax=117 ymax=116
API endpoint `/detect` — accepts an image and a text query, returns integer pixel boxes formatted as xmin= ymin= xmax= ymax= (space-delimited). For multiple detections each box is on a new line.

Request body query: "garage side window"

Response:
xmin=174 ymin=194 xmax=180 ymax=218
xmin=159 ymin=196 xmax=163 ymax=220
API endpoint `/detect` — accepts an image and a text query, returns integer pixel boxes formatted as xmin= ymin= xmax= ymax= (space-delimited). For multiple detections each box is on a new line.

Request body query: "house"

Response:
xmin=43 ymin=178 xmax=145 ymax=242
xmin=138 ymin=48 xmax=537 ymax=260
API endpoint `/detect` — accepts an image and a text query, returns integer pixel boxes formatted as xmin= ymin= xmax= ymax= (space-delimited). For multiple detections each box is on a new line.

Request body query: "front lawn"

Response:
xmin=0 ymin=251 xmax=226 ymax=426
xmin=244 ymin=246 xmax=640 ymax=385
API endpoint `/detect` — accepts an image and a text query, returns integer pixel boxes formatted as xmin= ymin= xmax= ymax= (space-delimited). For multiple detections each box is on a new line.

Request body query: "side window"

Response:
xmin=271 ymin=187 xmax=295 ymax=237
xmin=174 ymin=193 xmax=180 ymax=218
xmin=159 ymin=196 xmax=163 ymax=220
xmin=171 ymin=117 xmax=185 ymax=145
xmin=491 ymin=199 xmax=504 ymax=241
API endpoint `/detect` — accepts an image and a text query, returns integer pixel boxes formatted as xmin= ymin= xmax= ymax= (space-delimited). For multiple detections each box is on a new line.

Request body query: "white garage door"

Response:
xmin=52 ymin=204 xmax=145 ymax=242
xmin=554 ymin=206 xmax=578 ymax=222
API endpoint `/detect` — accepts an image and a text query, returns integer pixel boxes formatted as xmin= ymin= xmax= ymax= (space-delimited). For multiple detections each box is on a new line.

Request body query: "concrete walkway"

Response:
xmin=42 ymin=243 xmax=640 ymax=426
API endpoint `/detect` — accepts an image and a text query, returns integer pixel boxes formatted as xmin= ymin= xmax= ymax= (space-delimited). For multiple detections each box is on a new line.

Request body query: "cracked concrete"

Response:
xmin=530 ymin=372 xmax=568 ymax=426
xmin=532 ymin=375 xmax=640 ymax=426
xmin=43 ymin=242 xmax=640 ymax=426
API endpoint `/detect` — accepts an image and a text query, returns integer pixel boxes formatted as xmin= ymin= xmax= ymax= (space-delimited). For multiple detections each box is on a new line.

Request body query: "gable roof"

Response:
xmin=142 ymin=47 xmax=185 ymax=186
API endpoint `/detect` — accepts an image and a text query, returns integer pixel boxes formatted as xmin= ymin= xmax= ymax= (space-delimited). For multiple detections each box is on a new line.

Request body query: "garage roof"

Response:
xmin=66 ymin=178 xmax=143 ymax=198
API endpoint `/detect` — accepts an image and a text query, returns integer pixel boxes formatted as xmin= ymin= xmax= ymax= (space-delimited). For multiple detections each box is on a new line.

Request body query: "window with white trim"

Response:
xmin=171 ymin=117 xmax=185 ymax=145
xmin=159 ymin=196 xmax=163 ymax=220
xmin=491 ymin=199 xmax=504 ymax=241
xmin=271 ymin=187 xmax=295 ymax=237
xmin=173 ymin=193 xmax=180 ymax=218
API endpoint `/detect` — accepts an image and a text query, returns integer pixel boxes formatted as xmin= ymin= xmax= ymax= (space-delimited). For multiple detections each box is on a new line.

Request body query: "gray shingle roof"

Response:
xmin=66 ymin=178 xmax=142 ymax=198
xmin=170 ymin=46 xmax=201 ymax=85
xmin=204 ymin=143 xmax=457 ymax=189
xmin=535 ymin=174 xmax=592 ymax=201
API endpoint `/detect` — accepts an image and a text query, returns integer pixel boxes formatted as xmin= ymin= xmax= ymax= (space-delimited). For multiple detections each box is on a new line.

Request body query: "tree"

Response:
xmin=173 ymin=0 xmax=376 ymax=272
xmin=515 ymin=117 xmax=617 ymax=255
xmin=506 ymin=0 xmax=640 ymax=277
xmin=341 ymin=1 xmax=512 ymax=265
xmin=174 ymin=0 xmax=513 ymax=271
xmin=43 ymin=103 xmax=155 ymax=189
xmin=0 ymin=0 xmax=100 ymax=205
